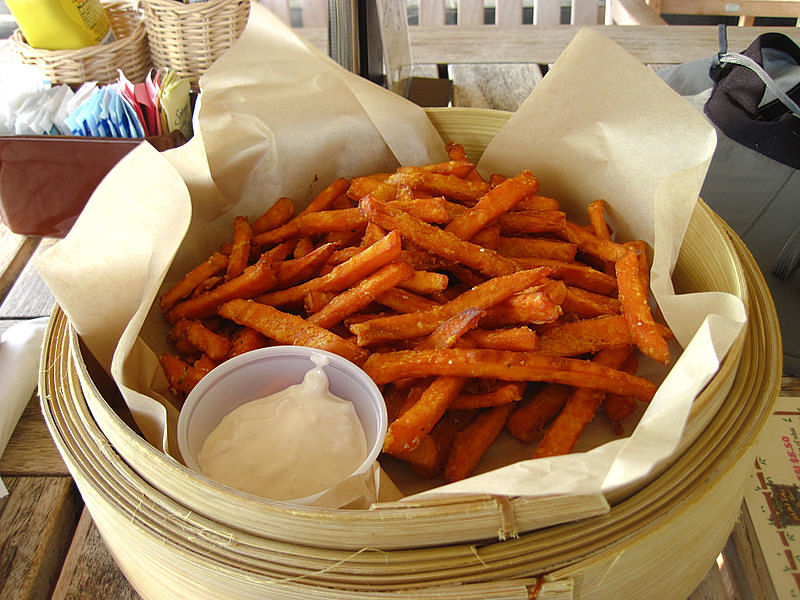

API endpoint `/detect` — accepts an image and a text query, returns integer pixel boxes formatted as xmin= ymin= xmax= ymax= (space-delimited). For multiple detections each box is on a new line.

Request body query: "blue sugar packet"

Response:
xmin=97 ymin=86 xmax=115 ymax=137
xmin=66 ymin=88 xmax=104 ymax=136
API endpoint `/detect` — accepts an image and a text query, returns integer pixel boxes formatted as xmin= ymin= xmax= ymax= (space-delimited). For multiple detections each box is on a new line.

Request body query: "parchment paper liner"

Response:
xmin=36 ymin=6 xmax=745 ymax=510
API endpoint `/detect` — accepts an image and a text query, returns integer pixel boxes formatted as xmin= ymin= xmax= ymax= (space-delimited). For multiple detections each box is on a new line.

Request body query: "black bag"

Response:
xmin=658 ymin=28 xmax=800 ymax=375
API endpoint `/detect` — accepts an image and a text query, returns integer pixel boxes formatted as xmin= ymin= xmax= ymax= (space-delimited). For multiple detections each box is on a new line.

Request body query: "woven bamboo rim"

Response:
xmin=139 ymin=0 xmax=250 ymax=82
xmin=38 ymin=216 xmax=779 ymax=598
xmin=9 ymin=1 xmax=151 ymax=85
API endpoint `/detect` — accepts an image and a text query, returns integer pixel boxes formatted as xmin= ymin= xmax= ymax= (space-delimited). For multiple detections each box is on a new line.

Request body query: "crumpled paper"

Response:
xmin=35 ymin=5 xmax=745 ymax=512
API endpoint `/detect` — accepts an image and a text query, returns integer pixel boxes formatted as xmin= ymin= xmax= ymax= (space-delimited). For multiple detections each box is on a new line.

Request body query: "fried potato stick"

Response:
xmin=495 ymin=210 xmax=567 ymax=235
xmin=479 ymin=289 xmax=563 ymax=328
xmin=391 ymin=197 xmax=452 ymax=224
xmin=307 ymin=262 xmax=414 ymax=329
xmin=616 ymin=247 xmax=671 ymax=364
xmin=166 ymin=259 xmax=277 ymax=323
xmin=562 ymin=220 xmax=627 ymax=264
xmin=228 ymin=327 xmax=269 ymax=358
xmin=346 ymin=173 xmax=392 ymax=202
xmin=256 ymin=230 xmax=402 ymax=306
xmin=415 ymin=307 xmax=484 ymax=350
xmin=603 ymin=351 xmax=640 ymax=433
xmin=497 ymin=236 xmax=578 ymax=263
xmin=226 ymin=216 xmax=252 ymax=280
xmin=516 ymin=195 xmax=560 ymax=211
xmin=444 ymin=403 xmax=515 ymax=482
xmin=384 ymin=375 xmax=466 ymax=454
xmin=218 ymin=299 xmax=368 ymax=365
xmin=177 ymin=319 xmax=232 ymax=361
xmin=363 ymin=348 xmax=657 ymax=401
xmin=400 ymin=159 xmax=477 ymax=178
xmin=507 ymin=383 xmax=572 ymax=443
xmin=463 ymin=326 xmax=538 ymax=351
xmin=397 ymin=270 xmax=449 ymax=295
xmin=159 ymin=252 xmax=228 ymax=312
xmin=293 ymin=236 xmax=315 ymax=258
xmin=350 ymin=267 xmax=552 ymax=346
xmin=376 ymin=287 xmax=441 ymax=313
xmin=159 ymin=354 xmax=206 ymax=399
xmin=298 ymin=177 xmax=350 ymax=217
xmin=562 ymin=285 xmax=622 ymax=317
xmin=470 ymin=225 xmax=500 ymax=249
xmin=360 ymin=195 xmax=521 ymax=277
xmin=450 ymin=382 xmax=526 ymax=410
xmin=383 ymin=309 xmax=482 ymax=454
xmin=272 ymin=242 xmax=339 ymax=289
xmin=444 ymin=170 xmax=539 ymax=240
xmin=587 ymin=199 xmax=612 ymax=240
xmin=535 ymin=314 xmax=634 ymax=357
xmin=532 ymin=346 xmax=634 ymax=458
xmin=513 ymin=257 xmax=617 ymax=295
xmin=251 ymin=197 xmax=295 ymax=235
xmin=251 ymin=207 xmax=366 ymax=247
xmin=385 ymin=170 xmax=490 ymax=203
xmin=585 ymin=199 xmax=616 ymax=276
xmin=389 ymin=435 xmax=441 ymax=478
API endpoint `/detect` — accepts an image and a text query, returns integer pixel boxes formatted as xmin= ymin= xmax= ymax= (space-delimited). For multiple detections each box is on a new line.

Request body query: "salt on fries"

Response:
xmin=158 ymin=143 xmax=672 ymax=483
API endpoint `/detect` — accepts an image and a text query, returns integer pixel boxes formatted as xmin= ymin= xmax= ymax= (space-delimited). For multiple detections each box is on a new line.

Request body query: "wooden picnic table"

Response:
xmin=1 ymin=17 xmax=798 ymax=598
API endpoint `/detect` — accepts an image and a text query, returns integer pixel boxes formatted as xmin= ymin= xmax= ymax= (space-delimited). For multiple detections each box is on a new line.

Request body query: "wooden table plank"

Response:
xmin=0 ymin=238 xmax=57 ymax=319
xmin=52 ymin=509 xmax=141 ymax=600
xmin=0 ymin=476 xmax=82 ymax=600
xmin=722 ymin=508 xmax=781 ymax=600
xmin=449 ymin=63 xmax=544 ymax=111
xmin=0 ymin=225 xmax=40 ymax=306
xmin=0 ymin=394 xmax=68 ymax=477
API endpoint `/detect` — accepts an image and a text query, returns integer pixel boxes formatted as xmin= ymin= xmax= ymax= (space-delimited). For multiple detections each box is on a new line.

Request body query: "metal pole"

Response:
xmin=328 ymin=0 xmax=360 ymax=73
xmin=328 ymin=0 xmax=384 ymax=84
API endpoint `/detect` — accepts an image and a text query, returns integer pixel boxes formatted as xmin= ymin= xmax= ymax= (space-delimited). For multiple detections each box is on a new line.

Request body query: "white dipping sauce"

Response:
xmin=197 ymin=355 xmax=369 ymax=501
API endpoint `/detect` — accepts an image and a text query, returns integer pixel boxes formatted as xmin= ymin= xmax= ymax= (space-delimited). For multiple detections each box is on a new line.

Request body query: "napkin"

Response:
xmin=0 ymin=317 xmax=48 ymax=498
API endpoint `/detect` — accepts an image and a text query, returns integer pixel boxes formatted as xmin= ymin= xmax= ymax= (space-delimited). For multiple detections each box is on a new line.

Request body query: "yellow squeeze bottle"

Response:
xmin=7 ymin=0 xmax=116 ymax=51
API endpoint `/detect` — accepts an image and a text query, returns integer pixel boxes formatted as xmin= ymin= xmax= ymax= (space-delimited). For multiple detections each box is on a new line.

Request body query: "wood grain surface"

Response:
xmin=0 ymin=476 xmax=82 ymax=600
xmin=51 ymin=510 xmax=142 ymax=600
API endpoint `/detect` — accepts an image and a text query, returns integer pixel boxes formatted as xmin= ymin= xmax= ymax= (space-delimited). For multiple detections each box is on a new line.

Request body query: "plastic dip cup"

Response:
xmin=177 ymin=346 xmax=387 ymax=505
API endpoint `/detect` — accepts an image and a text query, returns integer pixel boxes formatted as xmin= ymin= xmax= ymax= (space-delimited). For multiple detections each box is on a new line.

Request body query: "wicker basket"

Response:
xmin=139 ymin=0 xmax=250 ymax=83
xmin=8 ymin=1 xmax=151 ymax=85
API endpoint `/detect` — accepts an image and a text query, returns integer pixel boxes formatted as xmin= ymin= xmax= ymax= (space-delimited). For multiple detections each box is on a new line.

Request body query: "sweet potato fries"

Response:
xmin=158 ymin=142 xmax=671 ymax=483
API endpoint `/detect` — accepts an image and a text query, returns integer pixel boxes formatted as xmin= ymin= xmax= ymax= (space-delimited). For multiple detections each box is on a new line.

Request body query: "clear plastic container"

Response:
xmin=177 ymin=346 xmax=387 ymax=506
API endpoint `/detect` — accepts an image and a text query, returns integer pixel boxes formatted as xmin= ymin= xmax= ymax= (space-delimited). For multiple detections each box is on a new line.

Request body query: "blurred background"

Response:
xmin=0 ymin=0 xmax=796 ymax=40
xmin=0 ymin=1 xmax=14 ymax=39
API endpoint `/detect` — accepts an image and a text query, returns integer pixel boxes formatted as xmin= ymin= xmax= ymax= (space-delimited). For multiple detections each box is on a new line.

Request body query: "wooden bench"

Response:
xmin=258 ymin=1 xmax=670 ymax=109
xmin=258 ymin=1 xmax=800 ymax=111
xmin=260 ymin=0 xmax=668 ymax=28
xmin=646 ymin=0 xmax=800 ymax=27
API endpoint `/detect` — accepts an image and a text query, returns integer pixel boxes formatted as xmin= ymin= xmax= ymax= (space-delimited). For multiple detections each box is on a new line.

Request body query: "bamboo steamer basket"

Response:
xmin=61 ymin=109 xmax=749 ymax=547
xmin=38 ymin=108 xmax=781 ymax=599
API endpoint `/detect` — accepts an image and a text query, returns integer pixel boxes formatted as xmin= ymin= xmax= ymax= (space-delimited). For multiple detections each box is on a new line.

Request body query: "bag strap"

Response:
xmin=705 ymin=26 xmax=800 ymax=169
xmin=773 ymin=224 xmax=800 ymax=280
